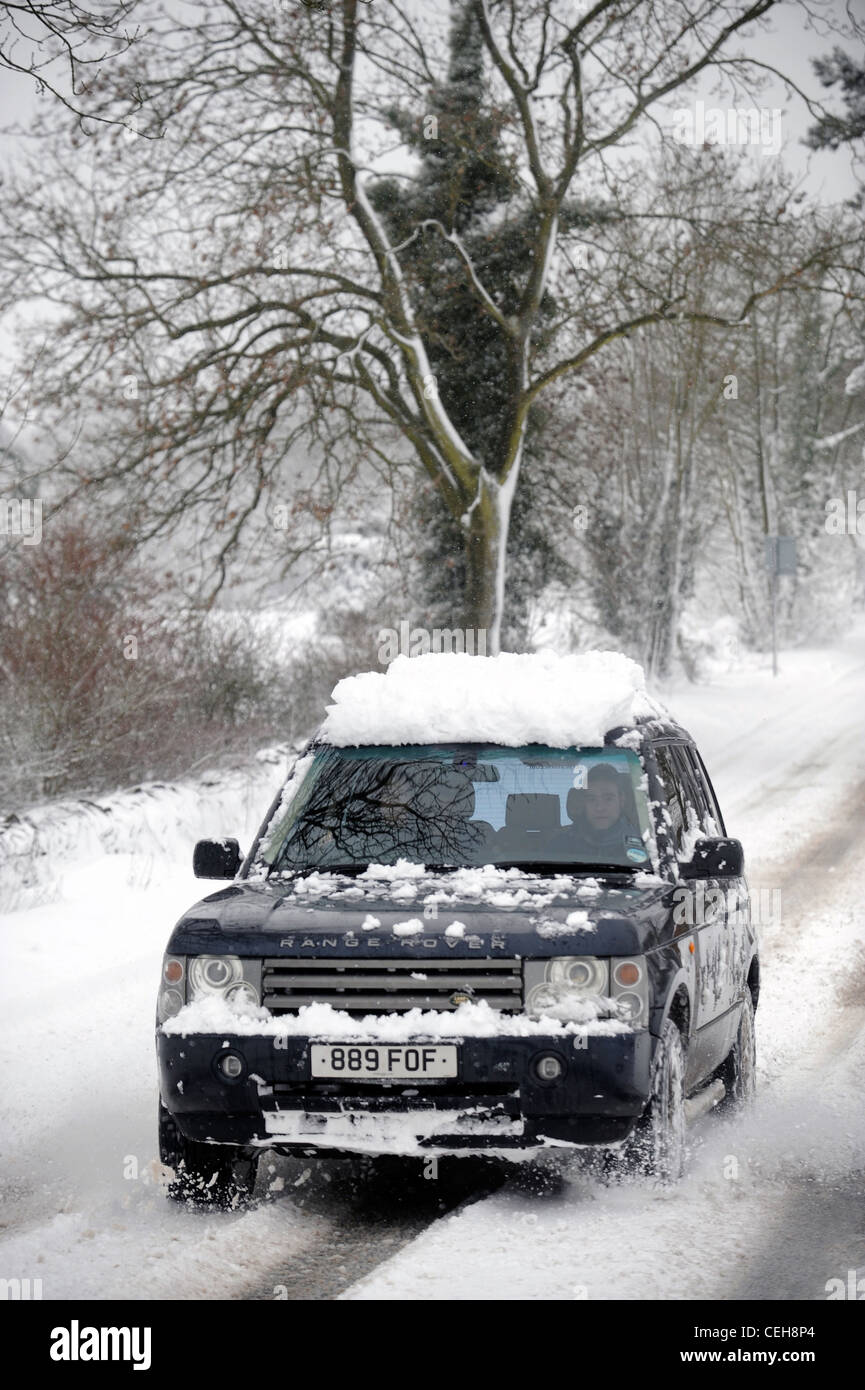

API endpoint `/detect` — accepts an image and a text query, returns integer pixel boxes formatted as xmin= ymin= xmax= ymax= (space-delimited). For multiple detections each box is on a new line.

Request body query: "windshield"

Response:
xmin=259 ymin=743 xmax=654 ymax=875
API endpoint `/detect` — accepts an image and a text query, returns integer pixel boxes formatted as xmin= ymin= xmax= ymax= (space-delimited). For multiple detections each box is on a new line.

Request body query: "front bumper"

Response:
xmin=158 ymin=1027 xmax=653 ymax=1156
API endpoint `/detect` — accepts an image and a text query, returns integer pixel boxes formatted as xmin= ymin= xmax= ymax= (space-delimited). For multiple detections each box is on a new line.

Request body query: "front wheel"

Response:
xmin=622 ymin=1019 xmax=686 ymax=1185
xmin=159 ymin=1100 xmax=259 ymax=1208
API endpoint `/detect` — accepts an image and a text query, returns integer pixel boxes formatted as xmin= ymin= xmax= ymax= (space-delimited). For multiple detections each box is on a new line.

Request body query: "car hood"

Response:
xmin=167 ymin=867 xmax=674 ymax=958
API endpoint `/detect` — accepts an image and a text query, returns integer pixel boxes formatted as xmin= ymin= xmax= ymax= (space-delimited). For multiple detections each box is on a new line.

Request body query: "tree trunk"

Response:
xmin=461 ymin=468 xmax=518 ymax=653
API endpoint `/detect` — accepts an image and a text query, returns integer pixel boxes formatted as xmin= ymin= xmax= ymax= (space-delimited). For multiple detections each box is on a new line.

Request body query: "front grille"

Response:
xmin=262 ymin=957 xmax=523 ymax=1014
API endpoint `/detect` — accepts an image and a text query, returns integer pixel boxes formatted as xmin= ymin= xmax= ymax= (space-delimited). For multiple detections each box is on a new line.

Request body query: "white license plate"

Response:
xmin=310 ymin=1043 xmax=458 ymax=1080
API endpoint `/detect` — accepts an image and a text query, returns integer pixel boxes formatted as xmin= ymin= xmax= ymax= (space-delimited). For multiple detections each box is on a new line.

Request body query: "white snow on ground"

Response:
xmin=1 ymin=627 xmax=865 ymax=1298
xmin=0 ymin=749 xmax=289 ymax=914
xmin=0 ymin=765 xmax=296 ymax=1300
xmin=321 ymin=649 xmax=661 ymax=747
xmin=665 ymin=636 xmax=865 ymax=864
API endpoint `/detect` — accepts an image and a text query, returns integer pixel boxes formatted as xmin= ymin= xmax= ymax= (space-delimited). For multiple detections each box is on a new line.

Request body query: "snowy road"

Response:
xmin=1 ymin=636 xmax=864 ymax=1300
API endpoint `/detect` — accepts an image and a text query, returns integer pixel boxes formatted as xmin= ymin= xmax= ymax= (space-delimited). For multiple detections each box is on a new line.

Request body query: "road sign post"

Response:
xmin=764 ymin=536 xmax=797 ymax=677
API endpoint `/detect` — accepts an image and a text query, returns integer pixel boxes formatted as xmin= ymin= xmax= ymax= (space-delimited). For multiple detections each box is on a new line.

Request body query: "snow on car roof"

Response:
xmin=320 ymin=650 xmax=664 ymax=748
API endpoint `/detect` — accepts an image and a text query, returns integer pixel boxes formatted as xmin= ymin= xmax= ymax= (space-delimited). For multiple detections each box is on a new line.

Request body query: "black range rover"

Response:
xmin=156 ymin=710 xmax=758 ymax=1204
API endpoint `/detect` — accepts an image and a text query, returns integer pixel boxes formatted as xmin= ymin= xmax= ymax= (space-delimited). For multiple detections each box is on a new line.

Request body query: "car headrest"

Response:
xmin=505 ymin=793 xmax=561 ymax=831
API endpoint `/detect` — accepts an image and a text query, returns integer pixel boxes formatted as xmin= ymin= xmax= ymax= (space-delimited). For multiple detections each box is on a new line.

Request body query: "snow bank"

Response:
xmin=0 ymin=747 xmax=292 ymax=914
xmin=321 ymin=650 xmax=662 ymax=747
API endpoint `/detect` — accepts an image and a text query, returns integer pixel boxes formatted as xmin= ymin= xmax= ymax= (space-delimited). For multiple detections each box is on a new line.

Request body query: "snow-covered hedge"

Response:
xmin=0 ymin=747 xmax=293 ymax=914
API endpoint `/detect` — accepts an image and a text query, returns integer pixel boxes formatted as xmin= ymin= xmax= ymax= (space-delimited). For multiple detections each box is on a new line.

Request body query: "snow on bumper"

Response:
xmin=157 ymin=1023 xmax=653 ymax=1155
xmin=259 ymin=1106 xmax=527 ymax=1157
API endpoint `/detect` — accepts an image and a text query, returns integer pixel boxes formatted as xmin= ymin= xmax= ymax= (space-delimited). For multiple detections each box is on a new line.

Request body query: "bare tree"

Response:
xmin=0 ymin=2 xmax=139 ymax=120
xmin=2 ymin=0 xmax=862 ymax=647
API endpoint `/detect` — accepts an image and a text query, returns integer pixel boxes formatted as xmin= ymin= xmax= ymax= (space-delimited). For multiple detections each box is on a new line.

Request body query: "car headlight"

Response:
xmin=157 ymin=957 xmax=186 ymax=1021
xmin=548 ymin=957 xmax=609 ymax=993
xmin=225 ymin=981 xmax=260 ymax=1009
xmin=524 ymin=955 xmax=648 ymax=1027
xmin=157 ymin=986 xmax=185 ymax=1022
xmin=525 ymin=981 xmax=563 ymax=1014
xmin=183 ymin=955 xmax=263 ymax=1009
xmin=525 ymin=956 xmax=610 ymax=1017
xmin=188 ymin=954 xmax=244 ymax=996
xmin=609 ymin=957 xmax=648 ymax=1026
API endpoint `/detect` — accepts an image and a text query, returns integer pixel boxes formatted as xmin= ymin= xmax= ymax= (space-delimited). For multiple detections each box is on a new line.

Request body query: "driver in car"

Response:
xmin=553 ymin=763 xmax=643 ymax=862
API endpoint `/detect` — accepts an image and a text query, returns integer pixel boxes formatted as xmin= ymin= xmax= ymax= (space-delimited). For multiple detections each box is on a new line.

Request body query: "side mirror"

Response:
xmin=679 ymin=837 xmax=744 ymax=879
xmin=193 ymin=838 xmax=242 ymax=879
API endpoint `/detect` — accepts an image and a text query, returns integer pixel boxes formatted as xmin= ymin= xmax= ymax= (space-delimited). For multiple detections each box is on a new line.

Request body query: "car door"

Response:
xmin=683 ymin=742 xmax=752 ymax=1039
xmin=669 ymin=742 xmax=746 ymax=1074
xmin=652 ymin=741 xmax=730 ymax=1081
xmin=649 ymin=741 xmax=703 ymax=1087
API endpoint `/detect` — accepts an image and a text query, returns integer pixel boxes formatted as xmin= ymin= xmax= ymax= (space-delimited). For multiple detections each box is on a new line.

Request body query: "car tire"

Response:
xmin=716 ymin=989 xmax=757 ymax=1110
xmin=622 ymin=1018 xmax=686 ymax=1185
xmin=159 ymin=1099 xmax=259 ymax=1208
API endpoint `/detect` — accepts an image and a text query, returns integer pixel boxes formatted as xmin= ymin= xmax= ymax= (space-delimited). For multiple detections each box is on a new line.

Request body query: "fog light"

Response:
xmin=534 ymin=1054 xmax=564 ymax=1082
xmin=217 ymin=1052 xmax=244 ymax=1079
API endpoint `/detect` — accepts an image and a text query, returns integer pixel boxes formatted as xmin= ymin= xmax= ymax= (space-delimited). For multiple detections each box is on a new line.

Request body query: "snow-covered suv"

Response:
xmin=156 ymin=651 xmax=758 ymax=1204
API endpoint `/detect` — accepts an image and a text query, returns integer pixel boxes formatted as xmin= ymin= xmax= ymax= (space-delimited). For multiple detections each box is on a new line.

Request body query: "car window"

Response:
xmin=259 ymin=743 xmax=655 ymax=873
xmin=685 ymin=746 xmax=725 ymax=836
xmin=668 ymin=744 xmax=711 ymax=857
xmin=651 ymin=743 xmax=687 ymax=855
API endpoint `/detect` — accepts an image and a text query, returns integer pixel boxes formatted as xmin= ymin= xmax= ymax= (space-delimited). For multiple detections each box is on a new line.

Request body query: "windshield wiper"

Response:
xmin=492 ymin=861 xmax=639 ymax=876
xmin=271 ymin=862 xmax=370 ymax=879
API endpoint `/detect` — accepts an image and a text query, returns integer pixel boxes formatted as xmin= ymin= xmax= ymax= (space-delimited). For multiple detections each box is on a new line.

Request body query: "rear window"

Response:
xmin=259 ymin=743 xmax=655 ymax=874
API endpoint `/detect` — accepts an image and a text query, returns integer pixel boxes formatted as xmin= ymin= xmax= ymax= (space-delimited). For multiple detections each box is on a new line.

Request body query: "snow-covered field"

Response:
xmin=1 ymin=633 xmax=864 ymax=1300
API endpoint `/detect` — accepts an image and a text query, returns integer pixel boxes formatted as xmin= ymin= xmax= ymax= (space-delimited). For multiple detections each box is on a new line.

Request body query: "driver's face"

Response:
xmin=585 ymin=783 xmax=622 ymax=830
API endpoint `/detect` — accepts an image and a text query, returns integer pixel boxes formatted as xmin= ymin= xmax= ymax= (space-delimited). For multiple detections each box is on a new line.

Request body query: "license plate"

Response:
xmin=310 ymin=1043 xmax=458 ymax=1081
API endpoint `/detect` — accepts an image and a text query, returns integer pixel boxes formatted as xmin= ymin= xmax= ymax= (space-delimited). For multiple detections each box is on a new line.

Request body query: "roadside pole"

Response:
xmin=764 ymin=536 xmax=797 ymax=677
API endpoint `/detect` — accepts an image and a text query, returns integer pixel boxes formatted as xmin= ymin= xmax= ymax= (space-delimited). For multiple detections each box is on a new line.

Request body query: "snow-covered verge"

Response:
xmin=0 ymin=754 xmax=298 ymax=1300
xmin=0 ymin=748 xmax=291 ymax=914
